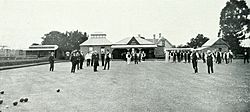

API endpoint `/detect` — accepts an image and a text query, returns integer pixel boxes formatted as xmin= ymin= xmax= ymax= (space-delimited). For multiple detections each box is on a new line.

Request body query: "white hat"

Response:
xmin=207 ymin=50 xmax=211 ymax=53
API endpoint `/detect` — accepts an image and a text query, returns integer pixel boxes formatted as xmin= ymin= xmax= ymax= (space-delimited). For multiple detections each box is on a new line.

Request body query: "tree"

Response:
xmin=41 ymin=30 xmax=88 ymax=58
xmin=65 ymin=30 xmax=88 ymax=51
xmin=219 ymin=0 xmax=250 ymax=53
xmin=187 ymin=34 xmax=209 ymax=48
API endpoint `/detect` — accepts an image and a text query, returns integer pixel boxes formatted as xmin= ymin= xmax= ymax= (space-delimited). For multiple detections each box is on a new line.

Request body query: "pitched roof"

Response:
xmin=80 ymin=37 xmax=112 ymax=46
xmin=146 ymin=37 xmax=173 ymax=47
xmin=113 ymin=37 xmax=154 ymax=45
xmin=24 ymin=45 xmax=58 ymax=51
xmin=146 ymin=39 xmax=159 ymax=44
xmin=202 ymin=38 xmax=229 ymax=47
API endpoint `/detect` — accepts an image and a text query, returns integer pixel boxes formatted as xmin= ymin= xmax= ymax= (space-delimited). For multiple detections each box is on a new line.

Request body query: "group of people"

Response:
xmin=48 ymin=48 xmax=249 ymax=74
xmin=190 ymin=49 xmax=249 ymax=74
xmin=125 ymin=51 xmax=146 ymax=64
xmin=70 ymin=49 xmax=111 ymax=73
xmin=70 ymin=51 xmax=85 ymax=73
xmin=166 ymin=50 xmax=234 ymax=64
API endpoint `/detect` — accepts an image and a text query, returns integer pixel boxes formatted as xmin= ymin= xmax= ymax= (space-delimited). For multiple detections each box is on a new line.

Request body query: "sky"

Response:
xmin=0 ymin=0 xmax=249 ymax=49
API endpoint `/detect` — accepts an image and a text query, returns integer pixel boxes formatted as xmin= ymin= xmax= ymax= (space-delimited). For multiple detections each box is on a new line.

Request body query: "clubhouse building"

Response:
xmin=80 ymin=33 xmax=173 ymax=59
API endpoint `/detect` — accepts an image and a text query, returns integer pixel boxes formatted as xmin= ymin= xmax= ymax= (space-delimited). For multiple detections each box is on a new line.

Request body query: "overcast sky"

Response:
xmin=0 ymin=0 xmax=249 ymax=49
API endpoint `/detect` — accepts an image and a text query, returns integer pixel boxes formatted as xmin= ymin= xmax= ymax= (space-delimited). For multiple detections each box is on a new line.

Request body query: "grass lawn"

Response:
xmin=0 ymin=60 xmax=249 ymax=112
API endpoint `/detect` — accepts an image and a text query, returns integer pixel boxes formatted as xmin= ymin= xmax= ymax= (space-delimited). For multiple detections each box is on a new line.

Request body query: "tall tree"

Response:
xmin=41 ymin=30 xmax=88 ymax=54
xmin=187 ymin=34 xmax=209 ymax=48
xmin=219 ymin=0 xmax=250 ymax=53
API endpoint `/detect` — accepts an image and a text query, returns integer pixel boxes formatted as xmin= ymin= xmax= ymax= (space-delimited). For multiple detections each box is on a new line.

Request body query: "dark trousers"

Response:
xmin=87 ymin=59 xmax=90 ymax=67
xmin=135 ymin=59 xmax=138 ymax=64
xmin=49 ymin=63 xmax=54 ymax=71
xmin=93 ymin=61 xmax=98 ymax=72
xmin=76 ymin=61 xmax=79 ymax=70
xmin=192 ymin=60 xmax=198 ymax=73
xmin=188 ymin=57 xmax=191 ymax=63
xmin=101 ymin=55 xmax=105 ymax=66
xmin=71 ymin=62 xmax=76 ymax=73
xmin=202 ymin=58 xmax=206 ymax=63
xmin=104 ymin=60 xmax=110 ymax=70
xmin=244 ymin=57 xmax=249 ymax=63
xmin=217 ymin=57 xmax=221 ymax=64
xmin=91 ymin=59 xmax=93 ymax=66
xmin=207 ymin=63 xmax=213 ymax=74
xmin=80 ymin=60 xmax=84 ymax=69
xmin=225 ymin=58 xmax=229 ymax=64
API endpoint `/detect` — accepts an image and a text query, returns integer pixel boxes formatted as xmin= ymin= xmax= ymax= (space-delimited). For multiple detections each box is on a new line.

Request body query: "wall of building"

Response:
xmin=202 ymin=45 xmax=229 ymax=52
xmin=80 ymin=45 xmax=112 ymax=58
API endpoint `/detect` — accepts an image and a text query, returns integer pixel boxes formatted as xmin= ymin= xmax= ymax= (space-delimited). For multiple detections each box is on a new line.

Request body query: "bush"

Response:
xmin=0 ymin=59 xmax=49 ymax=67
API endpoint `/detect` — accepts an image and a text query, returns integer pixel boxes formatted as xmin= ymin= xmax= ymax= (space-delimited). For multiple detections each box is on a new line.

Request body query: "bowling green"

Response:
xmin=0 ymin=60 xmax=250 ymax=112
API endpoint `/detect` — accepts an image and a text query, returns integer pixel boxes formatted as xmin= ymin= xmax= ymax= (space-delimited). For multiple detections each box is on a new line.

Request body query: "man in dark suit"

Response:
xmin=49 ymin=52 xmax=55 ymax=71
xmin=103 ymin=50 xmax=111 ymax=70
xmin=244 ymin=49 xmax=249 ymax=64
xmin=206 ymin=50 xmax=214 ymax=74
xmin=192 ymin=50 xmax=198 ymax=73
xmin=92 ymin=51 xmax=99 ymax=72
xmin=79 ymin=51 xmax=85 ymax=69
xmin=70 ymin=52 xmax=77 ymax=73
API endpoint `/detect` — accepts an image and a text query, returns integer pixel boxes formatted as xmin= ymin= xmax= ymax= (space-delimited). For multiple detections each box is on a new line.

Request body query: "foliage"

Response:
xmin=219 ymin=0 xmax=250 ymax=53
xmin=186 ymin=34 xmax=209 ymax=48
xmin=41 ymin=30 xmax=88 ymax=52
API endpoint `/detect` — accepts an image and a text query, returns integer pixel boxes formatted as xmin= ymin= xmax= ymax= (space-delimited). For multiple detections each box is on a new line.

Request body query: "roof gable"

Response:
xmin=202 ymin=38 xmax=229 ymax=47
xmin=156 ymin=37 xmax=173 ymax=47
xmin=114 ymin=37 xmax=154 ymax=45
xmin=127 ymin=37 xmax=140 ymax=45
xmin=80 ymin=37 xmax=112 ymax=46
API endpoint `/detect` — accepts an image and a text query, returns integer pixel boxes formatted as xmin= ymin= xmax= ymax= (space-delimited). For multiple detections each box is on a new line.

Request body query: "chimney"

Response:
xmin=138 ymin=34 xmax=141 ymax=38
xmin=159 ymin=33 xmax=161 ymax=38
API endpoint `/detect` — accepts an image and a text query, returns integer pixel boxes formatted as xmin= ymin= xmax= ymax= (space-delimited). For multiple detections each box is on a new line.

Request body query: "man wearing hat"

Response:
xmin=48 ymin=52 xmax=55 ymax=71
xmin=206 ymin=50 xmax=214 ymax=74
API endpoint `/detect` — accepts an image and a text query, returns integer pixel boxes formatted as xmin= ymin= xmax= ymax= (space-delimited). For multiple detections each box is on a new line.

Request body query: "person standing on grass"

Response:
xmin=92 ymin=50 xmax=99 ymax=72
xmin=70 ymin=52 xmax=77 ymax=73
xmin=103 ymin=49 xmax=111 ymax=70
xmin=76 ymin=52 xmax=81 ymax=70
xmin=184 ymin=51 xmax=187 ymax=63
xmin=243 ymin=49 xmax=249 ymax=64
xmin=79 ymin=51 xmax=85 ymax=69
xmin=228 ymin=50 xmax=233 ymax=63
xmin=134 ymin=51 xmax=139 ymax=64
xmin=142 ymin=51 xmax=146 ymax=61
xmin=192 ymin=50 xmax=199 ymax=73
xmin=216 ymin=50 xmax=222 ymax=64
xmin=202 ymin=52 xmax=206 ymax=63
xmin=49 ymin=52 xmax=55 ymax=71
xmin=85 ymin=51 xmax=91 ymax=67
xmin=206 ymin=50 xmax=214 ymax=74
xmin=126 ymin=52 xmax=131 ymax=64
xmin=188 ymin=51 xmax=191 ymax=63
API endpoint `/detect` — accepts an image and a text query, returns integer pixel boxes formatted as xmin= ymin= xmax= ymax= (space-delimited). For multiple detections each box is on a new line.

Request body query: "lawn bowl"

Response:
xmin=0 ymin=99 xmax=3 ymax=104
xmin=13 ymin=101 xmax=18 ymax=106
xmin=24 ymin=98 xmax=28 ymax=102
xmin=20 ymin=98 xmax=24 ymax=102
